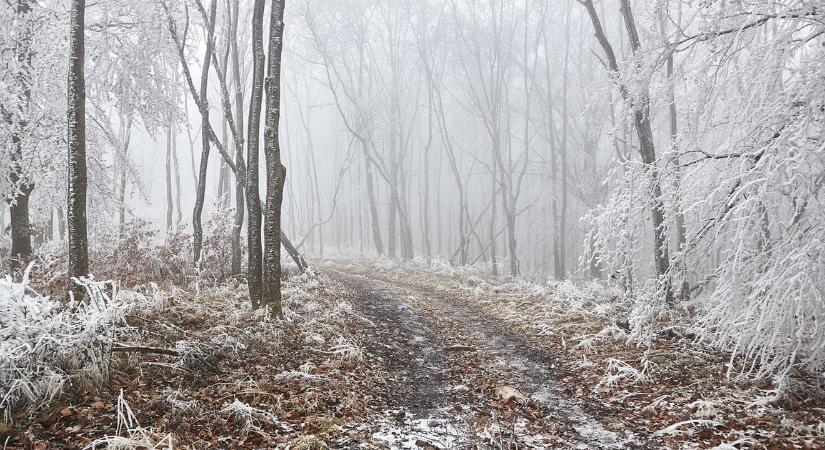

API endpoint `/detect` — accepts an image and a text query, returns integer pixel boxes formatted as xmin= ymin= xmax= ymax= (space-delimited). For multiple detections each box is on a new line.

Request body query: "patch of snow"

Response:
xmin=372 ymin=409 xmax=464 ymax=449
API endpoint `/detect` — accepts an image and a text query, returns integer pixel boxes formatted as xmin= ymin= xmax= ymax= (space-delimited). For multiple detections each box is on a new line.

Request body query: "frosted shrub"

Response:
xmin=198 ymin=204 xmax=240 ymax=281
xmin=0 ymin=265 xmax=141 ymax=420
xmin=95 ymin=220 xmax=194 ymax=286
xmin=583 ymin=1 xmax=825 ymax=380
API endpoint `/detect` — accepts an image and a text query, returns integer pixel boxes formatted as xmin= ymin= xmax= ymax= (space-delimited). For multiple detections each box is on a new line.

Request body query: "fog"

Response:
xmin=120 ymin=0 xmax=619 ymax=280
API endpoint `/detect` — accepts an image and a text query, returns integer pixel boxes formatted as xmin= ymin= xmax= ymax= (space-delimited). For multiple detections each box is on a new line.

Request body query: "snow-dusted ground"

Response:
xmin=5 ymin=257 xmax=823 ymax=448
xmin=325 ymin=257 xmax=825 ymax=449
xmin=327 ymin=265 xmax=643 ymax=448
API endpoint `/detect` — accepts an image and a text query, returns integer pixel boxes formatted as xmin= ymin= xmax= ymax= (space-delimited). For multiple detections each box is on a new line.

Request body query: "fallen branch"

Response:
xmin=112 ymin=344 xmax=179 ymax=357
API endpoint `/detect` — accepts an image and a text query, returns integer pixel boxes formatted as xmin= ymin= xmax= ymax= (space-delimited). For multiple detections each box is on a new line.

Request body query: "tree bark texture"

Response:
xmin=67 ymin=0 xmax=89 ymax=298
xmin=262 ymin=0 xmax=286 ymax=315
xmin=246 ymin=0 xmax=265 ymax=307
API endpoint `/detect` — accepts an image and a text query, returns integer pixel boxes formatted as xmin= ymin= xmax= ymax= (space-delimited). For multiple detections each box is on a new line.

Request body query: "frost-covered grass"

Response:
xmin=0 ymin=265 xmax=155 ymax=422
xmin=83 ymin=390 xmax=174 ymax=450
xmin=221 ymin=398 xmax=280 ymax=438
xmin=6 ymin=256 xmax=372 ymax=447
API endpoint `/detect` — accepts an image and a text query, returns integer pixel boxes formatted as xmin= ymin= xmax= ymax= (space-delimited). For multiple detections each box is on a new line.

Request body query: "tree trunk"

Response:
xmin=192 ymin=0 xmax=218 ymax=265
xmin=660 ymin=10 xmax=689 ymax=300
xmin=490 ymin=150 xmax=498 ymax=276
xmin=558 ymin=4 xmax=571 ymax=278
xmin=618 ymin=0 xmax=671 ymax=301
xmin=67 ymin=0 xmax=88 ymax=298
xmin=363 ymin=148 xmax=384 ymax=255
xmin=44 ymin=212 xmax=53 ymax=242
xmin=216 ymin=10 xmax=231 ymax=209
xmin=306 ymin=104 xmax=324 ymax=257
xmin=7 ymin=0 xmax=35 ymax=273
xmin=57 ymin=207 xmax=65 ymax=240
xmin=230 ymin=0 xmax=245 ymax=276
xmin=184 ymin=95 xmax=199 ymax=185
xmin=9 ymin=182 xmax=33 ymax=271
xmin=422 ymin=89 xmax=433 ymax=260
xmin=246 ymin=0 xmax=265 ymax=307
xmin=117 ymin=117 xmax=133 ymax=233
xmin=502 ymin=209 xmax=521 ymax=277
xmin=582 ymin=0 xmax=672 ymax=302
xmin=387 ymin=182 xmax=397 ymax=258
xmin=542 ymin=25 xmax=562 ymax=279
xmin=172 ymin=121 xmax=183 ymax=224
xmin=165 ymin=125 xmax=174 ymax=230
xmin=387 ymin=114 xmax=398 ymax=259
xmin=262 ymin=0 xmax=286 ymax=316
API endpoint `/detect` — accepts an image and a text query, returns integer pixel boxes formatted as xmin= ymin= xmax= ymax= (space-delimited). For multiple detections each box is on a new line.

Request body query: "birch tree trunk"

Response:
xmin=67 ymin=0 xmax=88 ymax=298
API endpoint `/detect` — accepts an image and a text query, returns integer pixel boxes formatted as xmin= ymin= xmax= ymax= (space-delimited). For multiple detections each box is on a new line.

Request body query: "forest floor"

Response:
xmin=9 ymin=258 xmax=825 ymax=449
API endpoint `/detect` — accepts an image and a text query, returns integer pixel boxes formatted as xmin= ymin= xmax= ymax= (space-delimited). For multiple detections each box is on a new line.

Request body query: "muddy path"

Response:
xmin=325 ymin=265 xmax=646 ymax=449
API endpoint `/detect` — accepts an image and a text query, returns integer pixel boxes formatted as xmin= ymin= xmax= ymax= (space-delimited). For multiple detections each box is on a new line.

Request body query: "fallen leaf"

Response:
xmin=494 ymin=386 xmax=526 ymax=403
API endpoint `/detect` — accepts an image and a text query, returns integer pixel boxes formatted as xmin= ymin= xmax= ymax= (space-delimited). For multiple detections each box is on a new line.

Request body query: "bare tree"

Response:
xmin=162 ymin=0 xmax=242 ymax=264
xmin=165 ymin=124 xmax=174 ymax=230
xmin=246 ymin=0 xmax=265 ymax=307
xmin=262 ymin=0 xmax=287 ymax=315
xmin=67 ymin=0 xmax=89 ymax=297
xmin=192 ymin=0 xmax=219 ymax=266
xmin=658 ymin=4 xmax=689 ymax=299
xmin=305 ymin=4 xmax=392 ymax=257
xmin=6 ymin=0 xmax=34 ymax=272
xmin=580 ymin=0 xmax=672 ymax=301
xmin=229 ymin=0 xmax=245 ymax=276
xmin=172 ymin=121 xmax=183 ymax=224
xmin=115 ymin=114 xmax=133 ymax=231
xmin=452 ymin=0 xmax=530 ymax=276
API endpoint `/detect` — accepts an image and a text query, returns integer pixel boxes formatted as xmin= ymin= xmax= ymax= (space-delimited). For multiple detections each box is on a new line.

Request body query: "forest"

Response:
xmin=0 ymin=0 xmax=823 ymax=448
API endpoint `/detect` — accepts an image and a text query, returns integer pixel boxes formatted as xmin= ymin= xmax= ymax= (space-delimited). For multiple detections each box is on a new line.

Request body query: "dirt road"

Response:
xmin=326 ymin=265 xmax=645 ymax=449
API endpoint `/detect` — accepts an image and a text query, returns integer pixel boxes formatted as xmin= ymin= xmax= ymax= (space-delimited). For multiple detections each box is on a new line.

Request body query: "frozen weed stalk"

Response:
xmin=84 ymin=390 xmax=174 ymax=449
